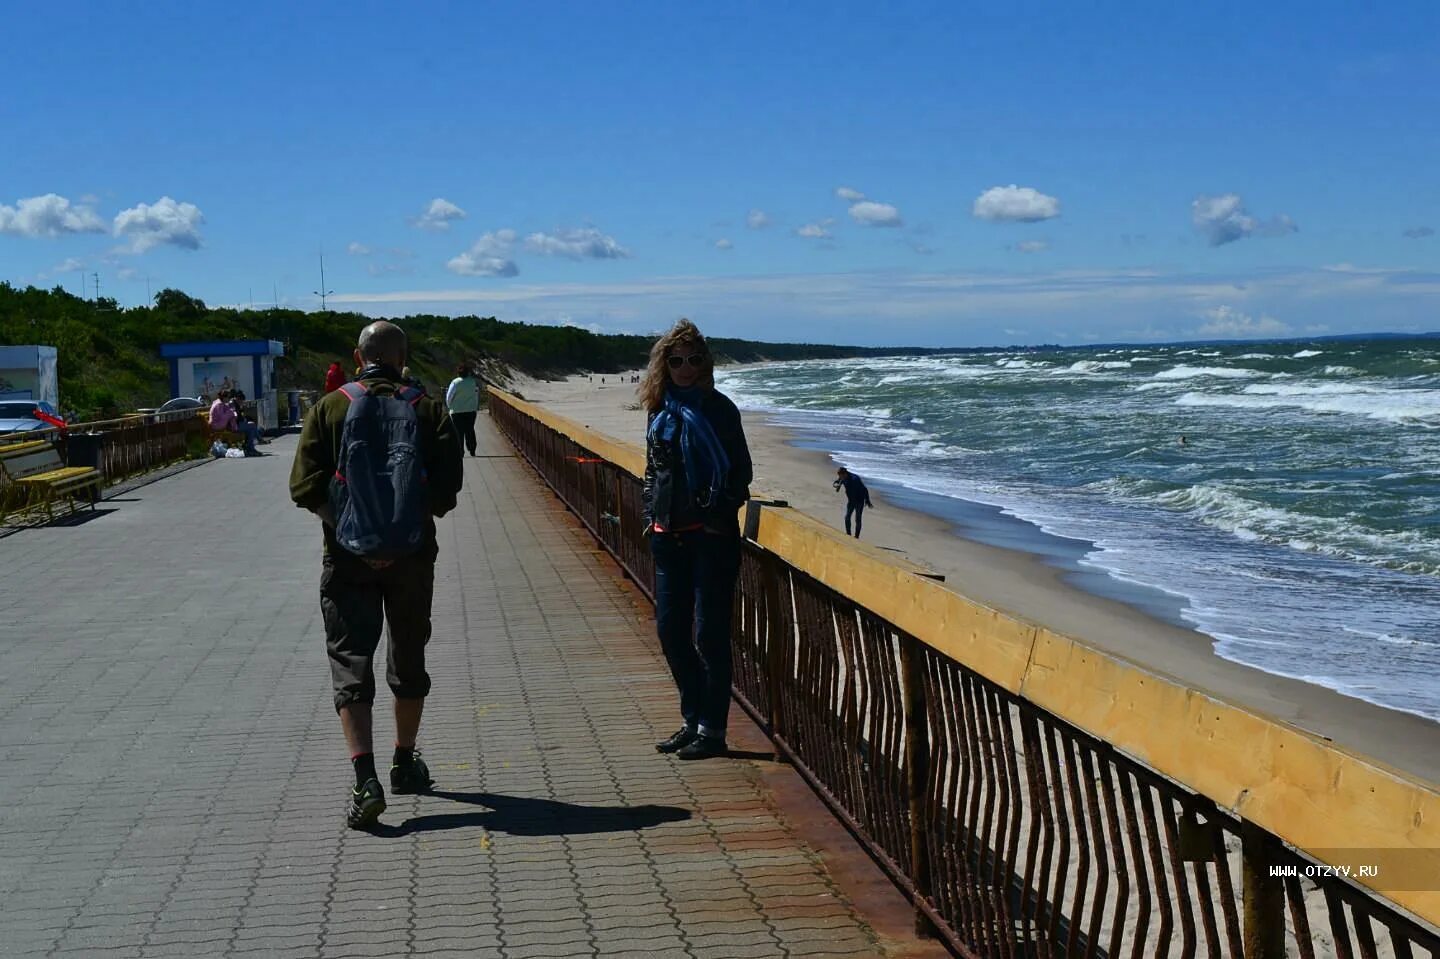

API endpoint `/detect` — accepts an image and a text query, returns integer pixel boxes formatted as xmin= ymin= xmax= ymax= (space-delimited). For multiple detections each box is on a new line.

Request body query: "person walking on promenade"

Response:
xmin=445 ymin=362 xmax=482 ymax=457
xmin=289 ymin=321 xmax=463 ymax=829
xmin=641 ymin=319 xmax=753 ymax=761
xmin=324 ymin=361 xmax=346 ymax=394
xmin=834 ymin=467 xmax=873 ymax=539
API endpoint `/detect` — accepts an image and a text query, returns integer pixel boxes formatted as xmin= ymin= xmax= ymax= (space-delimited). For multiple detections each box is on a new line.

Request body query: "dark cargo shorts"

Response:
xmin=321 ymin=551 xmax=436 ymax=711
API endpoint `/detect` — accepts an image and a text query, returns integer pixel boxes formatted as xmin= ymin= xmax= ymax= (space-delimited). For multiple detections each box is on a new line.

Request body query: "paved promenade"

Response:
xmin=0 ymin=417 xmax=936 ymax=959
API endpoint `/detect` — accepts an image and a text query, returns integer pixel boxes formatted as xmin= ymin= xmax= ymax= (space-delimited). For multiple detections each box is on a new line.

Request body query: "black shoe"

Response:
xmin=655 ymin=726 xmax=698 ymax=754
xmin=390 ymin=750 xmax=434 ymax=795
xmin=676 ymin=735 xmax=727 ymax=761
xmin=346 ymin=778 xmax=386 ymax=829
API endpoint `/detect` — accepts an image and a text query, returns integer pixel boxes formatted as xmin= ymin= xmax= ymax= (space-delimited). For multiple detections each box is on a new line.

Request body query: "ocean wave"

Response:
xmin=1146 ymin=483 xmax=1439 ymax=574
xmin=1175 ymin=384 xmax=1440 ymax=423
xmin=1323 ymin=365 xmax=1360 ymax=375
xmin=1292 ymin=349 xmax=1324 ymax=358
xmin=1153 ymin=365 xmax=1261 ymax=380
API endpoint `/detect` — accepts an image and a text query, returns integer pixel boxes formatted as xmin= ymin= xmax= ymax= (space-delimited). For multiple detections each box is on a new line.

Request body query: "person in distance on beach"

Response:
xmin=833 ymin=467 xmax=873 ymax=539
xmin=641 ymin=319 xmax=753 ymax=761
xmin=289 ymin=321 xmax=462 ymax=829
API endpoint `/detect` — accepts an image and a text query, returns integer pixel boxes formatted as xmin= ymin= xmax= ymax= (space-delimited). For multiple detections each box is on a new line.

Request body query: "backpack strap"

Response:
xmin=396 ymin=386 xmax=424 ymax=406
xmin=338 ymin=382 xmax=368 ymax=402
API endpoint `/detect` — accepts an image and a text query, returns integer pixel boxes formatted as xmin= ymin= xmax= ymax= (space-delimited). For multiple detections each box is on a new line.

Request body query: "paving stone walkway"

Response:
xmin=0 ymin=416 xmax=918 ymax=958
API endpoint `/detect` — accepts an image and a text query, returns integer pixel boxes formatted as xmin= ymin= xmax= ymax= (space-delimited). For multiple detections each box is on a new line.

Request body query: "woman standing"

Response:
xmin=640 ymin=320 xmax=753 ymax=760
xmin=445 ymin=363 xmax=482 ymax=457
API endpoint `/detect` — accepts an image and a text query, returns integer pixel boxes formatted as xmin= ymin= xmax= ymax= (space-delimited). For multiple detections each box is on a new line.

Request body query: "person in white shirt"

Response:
xmin=444 ymin=363 xmax=482 ymax=457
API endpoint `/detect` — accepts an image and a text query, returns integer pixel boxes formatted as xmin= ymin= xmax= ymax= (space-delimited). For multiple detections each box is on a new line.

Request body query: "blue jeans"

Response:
xmin=239 ymin=421 xmax=261 ymax=453
xmin=845 ymin=502 xmax=865 ymax=538
xmin=650 ymin=530 xmax=742 ymax=737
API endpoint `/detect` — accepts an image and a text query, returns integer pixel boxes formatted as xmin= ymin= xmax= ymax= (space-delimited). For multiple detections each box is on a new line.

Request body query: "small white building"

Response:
xmin=159 ymin=339 xmax=285 ymax=430
xmin=0 ymin=345 xmax=60 ymax=406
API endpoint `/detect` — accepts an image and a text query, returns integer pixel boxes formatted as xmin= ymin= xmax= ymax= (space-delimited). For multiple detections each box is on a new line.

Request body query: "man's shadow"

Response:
xmin=368 ymin=791 xmax=691 ymax=838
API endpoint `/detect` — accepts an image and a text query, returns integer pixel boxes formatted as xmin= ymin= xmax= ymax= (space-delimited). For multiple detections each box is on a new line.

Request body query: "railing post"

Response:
xmin=762 ymin=550 xmax=787 ymax=742
xmin=898 ymin=636 xmax=934 ymax=937
xmin=1241 ymin=819 xmax=1286 ymax=958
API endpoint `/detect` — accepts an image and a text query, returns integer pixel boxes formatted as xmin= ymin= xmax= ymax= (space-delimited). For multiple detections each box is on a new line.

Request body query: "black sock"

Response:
xmin=393 ymin=745 xmax=414 ymax=768
xmin=352 ymin=753 xmax=377 ymax=786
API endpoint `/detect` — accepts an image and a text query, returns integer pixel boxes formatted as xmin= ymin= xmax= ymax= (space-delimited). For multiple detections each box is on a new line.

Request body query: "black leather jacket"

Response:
xmin=643 ymin=388 xmax=753 ymax=536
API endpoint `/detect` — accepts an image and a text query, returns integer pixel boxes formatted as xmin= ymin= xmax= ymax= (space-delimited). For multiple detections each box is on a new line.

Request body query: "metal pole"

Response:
xmin=1241 ymin=819 xmax=1286 ymax=958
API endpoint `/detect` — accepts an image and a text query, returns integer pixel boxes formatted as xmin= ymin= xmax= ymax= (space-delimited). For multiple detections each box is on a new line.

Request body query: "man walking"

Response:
xmin=833 ymin=467 xmax=874 ymax=539
xmin=289 ymin=321 xmax=463 ymax=829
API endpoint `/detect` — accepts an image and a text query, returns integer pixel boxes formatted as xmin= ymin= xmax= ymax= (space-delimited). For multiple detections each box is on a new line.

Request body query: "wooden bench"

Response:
xmin=0 ymin=439 xmax=105 ymax=522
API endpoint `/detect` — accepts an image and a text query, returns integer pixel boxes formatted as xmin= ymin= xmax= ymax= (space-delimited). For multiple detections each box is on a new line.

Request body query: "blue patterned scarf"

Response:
xmin=648 ymin=385 xmax=730 ymax=506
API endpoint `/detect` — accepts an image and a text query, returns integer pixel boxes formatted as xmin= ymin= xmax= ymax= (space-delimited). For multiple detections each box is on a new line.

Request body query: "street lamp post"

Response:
xmin=313 ymin=253 xmax=334 ymax=310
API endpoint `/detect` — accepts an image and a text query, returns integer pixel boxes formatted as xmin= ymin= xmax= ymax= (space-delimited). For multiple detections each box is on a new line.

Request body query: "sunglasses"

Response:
xmin=666 ymin=353 xmax=707 ymax=370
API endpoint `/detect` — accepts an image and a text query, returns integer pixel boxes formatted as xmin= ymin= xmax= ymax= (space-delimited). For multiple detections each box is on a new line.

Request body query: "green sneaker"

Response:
xmin=346 ymin=778 xmax=386 ymax=829
xmin=390 ymin=750 xmax=434 ymax=795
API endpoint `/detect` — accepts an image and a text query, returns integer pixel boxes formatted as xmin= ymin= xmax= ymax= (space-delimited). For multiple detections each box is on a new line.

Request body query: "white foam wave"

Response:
xmin=1176 ymin=384 xmax=1440 ymax=423
xmin=1153 ymin=365 xmax=1261 ymax=381
xmin=1146 ymin=483 xmax=1439 ymax=573
xmin=1292 ymin=349 xmax=1324 ymax=358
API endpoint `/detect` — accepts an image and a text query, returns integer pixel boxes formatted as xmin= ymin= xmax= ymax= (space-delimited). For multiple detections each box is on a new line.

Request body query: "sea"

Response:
xmin=715 ymin=336 xmax=1440 ymax=722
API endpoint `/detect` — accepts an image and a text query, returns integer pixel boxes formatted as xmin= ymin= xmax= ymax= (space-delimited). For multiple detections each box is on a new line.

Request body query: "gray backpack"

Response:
xmin=328 ymin=381 xmax=428 ymax=558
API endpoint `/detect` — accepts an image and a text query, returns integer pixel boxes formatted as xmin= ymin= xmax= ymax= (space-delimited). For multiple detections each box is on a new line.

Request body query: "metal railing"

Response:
xmin=489 ymin=392 xmax=1440 ymax=958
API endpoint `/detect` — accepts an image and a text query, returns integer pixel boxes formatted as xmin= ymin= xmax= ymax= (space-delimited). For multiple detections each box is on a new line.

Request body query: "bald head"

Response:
xmin=356 ymin=321 xmax=407 ymax=370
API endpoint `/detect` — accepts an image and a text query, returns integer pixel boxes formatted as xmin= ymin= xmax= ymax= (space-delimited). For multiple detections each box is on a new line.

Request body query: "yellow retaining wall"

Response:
xmin=490 ymin=387 xmax=1440 ymax=923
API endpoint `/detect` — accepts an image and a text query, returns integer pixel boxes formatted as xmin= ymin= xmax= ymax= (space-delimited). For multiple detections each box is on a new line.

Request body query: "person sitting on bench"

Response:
xmin=209 ymin=389 xmax=261 ymax=455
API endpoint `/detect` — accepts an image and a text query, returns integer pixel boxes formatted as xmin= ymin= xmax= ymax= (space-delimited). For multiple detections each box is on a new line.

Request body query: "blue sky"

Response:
xmin=2 ymin=1 xmax=1438 ymax=346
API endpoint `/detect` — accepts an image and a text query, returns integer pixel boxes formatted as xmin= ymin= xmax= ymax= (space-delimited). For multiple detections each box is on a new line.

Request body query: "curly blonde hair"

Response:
xmin=637 ymin=319 xmax=713 ymax=413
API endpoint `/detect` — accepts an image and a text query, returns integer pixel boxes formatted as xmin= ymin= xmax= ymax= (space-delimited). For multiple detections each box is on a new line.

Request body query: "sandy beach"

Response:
xmin=508 ymin=367 xmax=1440 ymax=785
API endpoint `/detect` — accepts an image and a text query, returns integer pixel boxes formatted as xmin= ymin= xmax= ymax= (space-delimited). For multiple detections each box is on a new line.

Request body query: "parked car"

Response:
xmin=157 ymin=396 xmax=205 ymax=413
xmin=0 ymin=400 xmax=62 ymax=436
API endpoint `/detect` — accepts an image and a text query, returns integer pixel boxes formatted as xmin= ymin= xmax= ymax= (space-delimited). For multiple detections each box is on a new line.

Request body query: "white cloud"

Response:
xmin=415 ymin=197 xmax=467 ymax=231
xmin=0 ymin=193 xmax=106 ymax=237
xmin=1014 ymin=239 xmax=1049 ymax=253
xmin=796 ymin=222 xmax=832 ymax=239
xmin=50 ymin=256 xmax=86 ymax=274
xmin=347 ymin=242 xmax=373 ymax=256
xmin=117 ymin=266 xmax=141 ymax=281
xmin=714 ymin=238 xmax=733 ymax=250
xmin=524 ymin=227 xmax=630 ymax=260
xmin=446 ymin=229 xmax=519 ymax=277
xmin=835 ymin=187 xmax=865 ymax=202
xmin=746 ymin=209 xmax=770 ymax=229
xmin=112 ymin=197 xmax=204 ymax=252
xmin=973 ymin=185 xmax=1060 ymax=222
xmin=848 ymin=201 xmax=903 ymax=227
xmin=1192 ymin=194 xmax=1297 ymax=246
xmin=1195 ymin=305 xmax=1290 ymax=338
